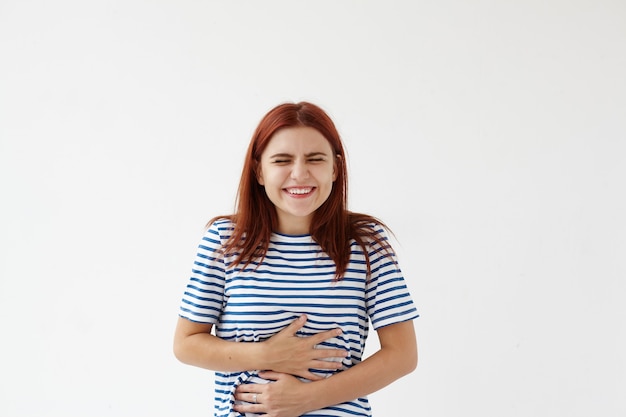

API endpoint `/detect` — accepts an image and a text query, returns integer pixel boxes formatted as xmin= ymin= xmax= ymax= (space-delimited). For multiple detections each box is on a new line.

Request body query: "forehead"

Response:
xmin=263 ymin=126 xmax=333 ymax=154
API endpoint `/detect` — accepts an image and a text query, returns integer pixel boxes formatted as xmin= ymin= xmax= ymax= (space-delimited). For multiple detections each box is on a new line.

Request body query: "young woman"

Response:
xmin=174 ymin=101 xmax=419 ymax=417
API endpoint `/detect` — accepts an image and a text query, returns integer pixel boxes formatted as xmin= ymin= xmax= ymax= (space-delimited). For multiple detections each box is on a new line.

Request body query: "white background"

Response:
xmin=1 ymin=1 xmax=625 ymax=416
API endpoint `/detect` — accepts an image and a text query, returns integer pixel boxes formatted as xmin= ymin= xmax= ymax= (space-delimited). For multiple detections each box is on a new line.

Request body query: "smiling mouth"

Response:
xmin=285 ymin=187 xmax=314 ymax=195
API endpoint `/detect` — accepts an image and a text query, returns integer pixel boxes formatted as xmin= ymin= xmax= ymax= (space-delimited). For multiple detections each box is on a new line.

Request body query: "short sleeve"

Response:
xmin=178 ymin=221 xmax=228 ymax=324
xmin=365 ymin=226 xmax=419 ymax=329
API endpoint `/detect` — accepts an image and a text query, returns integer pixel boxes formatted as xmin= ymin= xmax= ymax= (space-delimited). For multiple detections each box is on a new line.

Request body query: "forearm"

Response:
xmin=173 ymin=315 xmax=347 ymax=378
xmin=302 ymin=320 xmax=417 ymax=413
xmin=174 ymin=330 xmax=267 ymax=372
xmin=307 ymin=346 xmax=415 ymax=411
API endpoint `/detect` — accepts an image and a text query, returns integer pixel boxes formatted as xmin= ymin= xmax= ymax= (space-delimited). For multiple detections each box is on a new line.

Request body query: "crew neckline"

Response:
xmin=272 ymin=231 xmax=312 ymax=238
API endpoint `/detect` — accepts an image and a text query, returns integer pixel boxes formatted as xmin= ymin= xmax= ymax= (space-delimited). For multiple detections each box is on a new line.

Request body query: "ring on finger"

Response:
xmin=253 ymin=393 xmax=257 ymax=404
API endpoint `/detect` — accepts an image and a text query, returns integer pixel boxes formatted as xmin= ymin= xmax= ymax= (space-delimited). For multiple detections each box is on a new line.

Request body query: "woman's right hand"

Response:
xmin=261 ymin=315 xmax=347 ymax=381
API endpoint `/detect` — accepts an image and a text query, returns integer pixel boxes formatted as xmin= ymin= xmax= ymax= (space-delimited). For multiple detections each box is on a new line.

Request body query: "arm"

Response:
xmin=234 ymin=320 xmax=418 ymax=416
xmin=173 ymin=314 xmax=348 ymax=381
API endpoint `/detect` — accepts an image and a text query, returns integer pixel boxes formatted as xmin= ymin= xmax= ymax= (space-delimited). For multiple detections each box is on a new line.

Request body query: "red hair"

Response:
xmin=208 ymin=101 xmax=392 ymax=279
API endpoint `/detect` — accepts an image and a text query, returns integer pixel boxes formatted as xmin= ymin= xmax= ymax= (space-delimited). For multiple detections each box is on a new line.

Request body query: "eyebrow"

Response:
xmin=268 ymin=151 xmax=329 ymax=159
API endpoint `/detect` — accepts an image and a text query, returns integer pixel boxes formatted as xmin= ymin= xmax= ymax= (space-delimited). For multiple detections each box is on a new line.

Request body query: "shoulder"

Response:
xmin=348 ymin=212 xmax=395 ymax=258
xmin=349 ymin=212 xmax=390 ymax=240
xmin=205 ymin=216 xmax=236 ymax=242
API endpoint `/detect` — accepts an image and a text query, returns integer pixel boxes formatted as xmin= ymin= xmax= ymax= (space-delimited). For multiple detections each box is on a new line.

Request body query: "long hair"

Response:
xmin=208 ymin=101 xmax=393 ymax=279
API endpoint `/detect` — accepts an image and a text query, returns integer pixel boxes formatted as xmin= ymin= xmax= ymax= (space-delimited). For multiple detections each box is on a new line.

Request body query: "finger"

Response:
xmin=299 ymin=371 xmax=323 ymax=381
xmin=233 ymin=403 xmax=262 ymax=414
xmin=279 ymin=314 xmax=308 ymax=336
xmin=257 ymin=370 xmax=282 ymax=380
xmin=260 ymin=370 xmax=324 ymax=382
xmin=310 ymin=358 xmax=346 ymax=370
xmin=235 ymin=384 xmax=260 ymax=394
xmin=233 ymin=391 xmax=245 ymax=402
xmin=309 ymin=327 xmax=342 ymax=345
xmin=233 ymin=389 xmax=264 ymax=407
xmin=312 ymin=348 xmax=349 ymax=361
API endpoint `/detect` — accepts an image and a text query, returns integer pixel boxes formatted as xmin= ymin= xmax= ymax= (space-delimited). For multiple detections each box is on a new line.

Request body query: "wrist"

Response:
xmin=257 ymin=338 xmax=274 ymax=370
xmin=302 ymin=378 xmax=329 ymax=412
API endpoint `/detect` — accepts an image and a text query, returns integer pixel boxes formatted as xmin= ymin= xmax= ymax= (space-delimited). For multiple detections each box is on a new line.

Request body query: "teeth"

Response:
xmin=287 ymin=188 xmax=312 ymax=195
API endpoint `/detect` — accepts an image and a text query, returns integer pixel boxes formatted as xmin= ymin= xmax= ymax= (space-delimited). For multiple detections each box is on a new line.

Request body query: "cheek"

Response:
xmin=322 ymin=168 xmax=337 ymax=184
xmin=260 ymin=168 xmax=285 ymax=188
xmin=257 ymin=163 xmax=283 ymax=186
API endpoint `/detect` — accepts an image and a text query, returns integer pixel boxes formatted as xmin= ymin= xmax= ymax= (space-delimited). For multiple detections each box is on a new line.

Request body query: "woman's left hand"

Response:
xmin=233 ymin=371 xmax=310 ymax=417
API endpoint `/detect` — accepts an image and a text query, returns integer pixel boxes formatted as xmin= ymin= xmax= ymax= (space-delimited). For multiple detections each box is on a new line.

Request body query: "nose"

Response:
xmin=290 ymin=159 xmax=309 ymax=180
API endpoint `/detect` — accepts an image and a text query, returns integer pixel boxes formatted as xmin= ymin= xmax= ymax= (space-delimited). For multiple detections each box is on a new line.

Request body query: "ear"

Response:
xmin=256 ymin=162 xmax=265 ymax=185
xmin=333 ymin=154 xmax=341 ymax=182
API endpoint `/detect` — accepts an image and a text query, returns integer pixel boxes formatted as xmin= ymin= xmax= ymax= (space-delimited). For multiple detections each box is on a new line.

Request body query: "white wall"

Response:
xmin=1 ymin=1 xmax=624 ymax=416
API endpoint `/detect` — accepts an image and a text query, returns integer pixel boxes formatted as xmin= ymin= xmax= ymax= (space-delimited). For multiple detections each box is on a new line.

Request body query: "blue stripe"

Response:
xmin=228 ymin=267 xmax=337 ymax=277
xmin=225 ymin=301 xmax=368 ymax=312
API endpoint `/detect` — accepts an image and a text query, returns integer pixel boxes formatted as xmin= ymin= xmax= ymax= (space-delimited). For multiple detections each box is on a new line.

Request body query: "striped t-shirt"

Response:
xmin=179 ymin=219 xmax=419 ymax=417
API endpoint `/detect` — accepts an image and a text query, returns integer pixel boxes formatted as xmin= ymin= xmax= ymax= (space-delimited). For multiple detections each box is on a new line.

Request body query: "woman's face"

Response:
xmin=257 ymin=126 xmax=337 ymax=235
